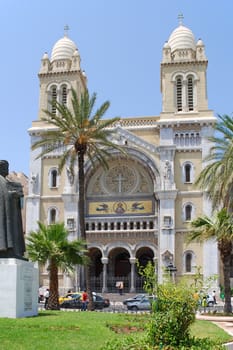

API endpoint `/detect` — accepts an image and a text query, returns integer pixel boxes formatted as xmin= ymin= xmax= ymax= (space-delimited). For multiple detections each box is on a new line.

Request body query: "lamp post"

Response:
xmin=166 ymin=262 xmax=177 ymax=282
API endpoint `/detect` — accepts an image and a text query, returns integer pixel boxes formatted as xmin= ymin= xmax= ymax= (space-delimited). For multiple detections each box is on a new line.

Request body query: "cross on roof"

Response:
xmin=178 ymin=13 xmax=184 ymax=25
xmin=64 ymin=25 xmax=70 ymax=36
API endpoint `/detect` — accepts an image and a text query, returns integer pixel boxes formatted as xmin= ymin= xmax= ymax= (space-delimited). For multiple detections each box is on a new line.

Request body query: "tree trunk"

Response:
xmin=78 ymin=151 xmax=94 ymax=310
xmin=48 ymin=258 xmax=60 ymax=310
xmin=219 ymin=240 xmax=232 ymax=314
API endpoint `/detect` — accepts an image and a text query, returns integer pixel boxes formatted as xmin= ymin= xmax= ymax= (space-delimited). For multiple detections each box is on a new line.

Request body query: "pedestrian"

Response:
xmin=44 ymin=288 xmax=49 ymax=309
xmin=118 ymin=282 xmax=123 ymax=295
xmin=81 ymin=289 xmax=88 ymax=311
xmin=201 ymin=295 xmax=207 ymax=312
xmin=212 ymin=290 xmax=217 ymax=304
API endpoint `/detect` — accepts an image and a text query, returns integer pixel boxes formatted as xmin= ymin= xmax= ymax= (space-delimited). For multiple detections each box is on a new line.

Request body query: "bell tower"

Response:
xmin=38 ymin=26 xmax=87 ymax=121
xmin=157 ymin=16 xmax=217 ymax=283
xmin=160 ymin=14 xmax=208 ymax=117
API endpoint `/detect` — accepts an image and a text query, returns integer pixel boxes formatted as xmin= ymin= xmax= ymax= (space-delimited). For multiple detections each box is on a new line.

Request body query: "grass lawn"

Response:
xmin=0 ymin=311 xmax=231 ymax=350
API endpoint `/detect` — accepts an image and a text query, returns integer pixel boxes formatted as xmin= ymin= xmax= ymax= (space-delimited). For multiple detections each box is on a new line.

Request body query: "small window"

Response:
xmin=62 ymin=85 xmax=67 ymax=105
xmin=104 ymin=222 xmax=108 ymax=230
xmin=130 ymin=222 xmax=134 ymax=230
xmin=185 ymin=205 xmax=192 ymax=221
xmin=164 ymin=216 xmax=172 ymax=227
xmin=67 ymin=218 xmax=75 ymax=230
xmin=86 ymin=223 xmax=89 ymax=231
xmin=184 ymin=164 xmax=191 ymax=182
xmin=185 ymin=253 xmax=192 ymax=272
xmin=49 ymin=208 xmax=56 ymax=224
xmin=176 ymin=77 xmax=183 ymax=111
xmin=110 ymin=222 xmax=114 ymax=230
xmin=182 ymin=162 xmax=194 ymax=184
xmin=98 ymin=222 xmax=101 ymax=230
xmin=187 ymin=77 xmax=194 ymax=111
xmin=91 ymin=223 xmax=95 ymax=231
xmin=51 ymin=86 xmax=57 ymax=114
xmin=117 ymin=222 xmax=121 ymax=230
xmin=51 ymin=169 xmax=58 ymax=188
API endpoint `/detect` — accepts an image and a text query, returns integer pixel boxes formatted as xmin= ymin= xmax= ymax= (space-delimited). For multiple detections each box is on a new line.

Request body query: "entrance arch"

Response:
xmin=89 ymin=247 xmax=103 ymax=292
xmin=136 ymin=247 xmax=155 ymax=292
xmin=108 ymin=247 xmax=130 ymax=292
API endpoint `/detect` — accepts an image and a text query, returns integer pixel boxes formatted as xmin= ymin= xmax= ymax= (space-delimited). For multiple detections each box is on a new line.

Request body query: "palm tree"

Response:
xmin=189 ymin=208 xmax=233 ymax=313
xmin=196 ymin=114 xmax=233 ymax=211
xmin=31 ymin=88 xmax=125 ymax=309
xmin=193 ymin=114 xmax=233 ymax=313
xmin=27 ymin=222 xmax=87 ymax=310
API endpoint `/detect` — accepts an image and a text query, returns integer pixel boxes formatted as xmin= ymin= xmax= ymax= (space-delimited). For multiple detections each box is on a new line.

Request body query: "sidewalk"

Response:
xmin=196 ymin=313 xmax=233 ymax=336
xmin=196 ymin=313 xmax=233 ymax=349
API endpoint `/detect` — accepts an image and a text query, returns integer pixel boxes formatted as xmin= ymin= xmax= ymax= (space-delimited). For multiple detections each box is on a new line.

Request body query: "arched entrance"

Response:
xmin=108 ymin=247 xmax=130 ymax=292
xmin=89 ymin=248 xmax=103 ymax=292
xmin=136 ymin=247 xmax=155 ymax=292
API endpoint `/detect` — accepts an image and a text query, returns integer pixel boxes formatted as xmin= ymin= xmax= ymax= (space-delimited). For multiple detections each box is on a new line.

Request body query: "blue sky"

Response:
xmin=0 ymin=0 xmax=232 ymax=175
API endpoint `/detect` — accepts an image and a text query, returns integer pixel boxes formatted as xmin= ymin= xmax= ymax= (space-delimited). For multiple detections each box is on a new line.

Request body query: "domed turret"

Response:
xmin=51 ymin=36 xmax=78 ymax=62
xmin=168 ymin=25 xmax=196 ymax=53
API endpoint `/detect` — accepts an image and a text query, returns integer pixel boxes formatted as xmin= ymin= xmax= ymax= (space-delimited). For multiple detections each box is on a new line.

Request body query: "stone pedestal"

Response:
xmin=0 ymin=258 xmax=38 ymax=318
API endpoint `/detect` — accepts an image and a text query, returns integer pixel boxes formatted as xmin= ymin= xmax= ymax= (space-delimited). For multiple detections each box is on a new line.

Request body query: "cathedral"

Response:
xmin=26 ymin=19 xmax=218 ymax=294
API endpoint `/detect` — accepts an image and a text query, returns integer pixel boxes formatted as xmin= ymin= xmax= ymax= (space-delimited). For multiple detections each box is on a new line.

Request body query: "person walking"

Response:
xmin=118 ymin=282 xmax=123 ymax=295
xmin=212 ymin=290 xmax=217 ymax=304
xmin=81 ymin=290 xmax=88 ymax=311
xmin=44 ymin=289 xmax=49 ymax=309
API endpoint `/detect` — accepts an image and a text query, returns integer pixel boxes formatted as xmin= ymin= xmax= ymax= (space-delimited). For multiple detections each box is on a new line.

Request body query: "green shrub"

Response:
xmin=102 ymin=335 xmax=225 ymax=349
xmin=147 ymin=281 xmax=198 ymax=347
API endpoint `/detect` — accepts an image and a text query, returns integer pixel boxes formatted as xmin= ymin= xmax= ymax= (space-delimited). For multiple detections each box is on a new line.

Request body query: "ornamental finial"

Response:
xmin=64 ymin=24 xmax=70 ymax=37
xmin=178 ymin=13 xmax=184 ymax=25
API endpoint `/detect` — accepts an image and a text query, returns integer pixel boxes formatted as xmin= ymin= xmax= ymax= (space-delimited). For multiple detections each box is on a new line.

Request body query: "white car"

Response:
xmin=126 ymin=296 xmax=155 ymax=311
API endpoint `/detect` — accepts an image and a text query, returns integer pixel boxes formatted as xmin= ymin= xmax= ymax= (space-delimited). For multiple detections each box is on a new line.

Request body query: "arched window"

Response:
xmin=49 ymin=208 xmax=57 ymax=224
xmin=173 ymin=72 xmax=196 ymax=113
xmin=185 ymin=163 xmax=191 ymax=182
xmin=182 ymin=162 xmax=194 ymax=183
xmin=187 ymin=76 xmax=194 ymax=111
xmin=61 ymin=85 xmax=67 ymax=105
xmin=185 ymin=252 xmax=192 ymax=272
xmin=51 ymin=169 xmax=58 ymax=188
xmin=185 ymin=204 xmax=192 ymax=221
xmin=51 ymin=86 xmax=57 ymax=114
xmin=176 ymin=77 xmax=183 ymax=111
xmin=183 ymin=251 xmax=196 ymax=273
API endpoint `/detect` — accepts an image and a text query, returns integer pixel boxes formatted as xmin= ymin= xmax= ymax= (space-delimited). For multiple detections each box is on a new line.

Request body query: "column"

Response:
xmin=130 ymin=258 xmax=136 ymax=293
xmin=101 ymin=258 xmax=108 ymax=293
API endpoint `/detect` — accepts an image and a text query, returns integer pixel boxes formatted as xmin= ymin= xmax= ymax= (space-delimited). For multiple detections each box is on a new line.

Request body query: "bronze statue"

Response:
xmin=0 ymin=160 xmax=26 ymax=259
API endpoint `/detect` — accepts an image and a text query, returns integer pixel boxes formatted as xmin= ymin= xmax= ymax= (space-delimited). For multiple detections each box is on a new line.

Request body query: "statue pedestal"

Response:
xmin=0 ymin=258 xmax=38 ymax=318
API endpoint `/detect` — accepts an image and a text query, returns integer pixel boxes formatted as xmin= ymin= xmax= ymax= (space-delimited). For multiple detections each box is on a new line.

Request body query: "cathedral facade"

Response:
xmin=26 ymin=21 xmax=218 ymax=293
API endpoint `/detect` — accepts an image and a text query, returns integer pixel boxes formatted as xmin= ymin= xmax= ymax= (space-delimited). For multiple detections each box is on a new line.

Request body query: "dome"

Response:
xmin=163 ymin=41 xmax=170 ymax=49
xmin=168 ymin=25 xmax=196 ymax=53
xmin=196 ymin=38 xmax=204 ymax=46
xmin=51 ymin=36 xmax=77 ymax=62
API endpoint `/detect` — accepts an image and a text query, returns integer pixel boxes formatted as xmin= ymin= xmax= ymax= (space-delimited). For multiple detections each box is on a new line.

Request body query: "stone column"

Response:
xmin=130 ymin=258 xmax=136 ymax=293
xmin=101 ymin=258 xmax=108 ymax=293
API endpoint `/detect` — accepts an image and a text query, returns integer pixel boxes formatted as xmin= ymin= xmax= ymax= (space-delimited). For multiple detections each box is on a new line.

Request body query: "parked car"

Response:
xmin=59 ymin=292 xmax=81 ymax=304
xmin=60 ymin=293 xmax=110 ymax=309
xmin=123 ymin=294 xmax=147 ymax=305
xmin=126 ymin=296 xmax=155 ymax=311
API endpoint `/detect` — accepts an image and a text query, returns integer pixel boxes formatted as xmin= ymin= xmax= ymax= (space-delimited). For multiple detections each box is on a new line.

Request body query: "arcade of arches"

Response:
xmin=89 ymin=246 xmax=156 ymax=293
